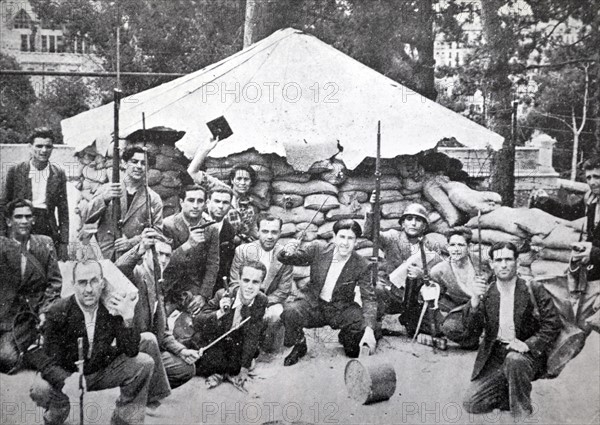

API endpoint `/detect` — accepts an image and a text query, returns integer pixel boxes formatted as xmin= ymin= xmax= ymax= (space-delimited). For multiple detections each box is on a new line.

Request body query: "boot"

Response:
xmin=283 ymin=338 xmax=307 ymax=366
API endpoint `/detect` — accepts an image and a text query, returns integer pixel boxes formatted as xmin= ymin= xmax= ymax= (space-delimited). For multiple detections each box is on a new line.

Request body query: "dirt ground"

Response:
xmin=1 ymin=315 xmax=598 ymax=425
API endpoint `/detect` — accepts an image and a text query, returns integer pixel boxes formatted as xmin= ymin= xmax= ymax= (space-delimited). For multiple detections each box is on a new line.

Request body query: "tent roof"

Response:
xmin=61 ymin=28 xmax=504 ymax=171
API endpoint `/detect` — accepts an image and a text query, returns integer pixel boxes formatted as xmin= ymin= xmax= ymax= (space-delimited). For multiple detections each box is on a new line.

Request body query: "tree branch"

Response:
xmin=524 ymin=58 xmax=596 ymax=70
xmin=577 ymin=64 xmax=589 ymax=134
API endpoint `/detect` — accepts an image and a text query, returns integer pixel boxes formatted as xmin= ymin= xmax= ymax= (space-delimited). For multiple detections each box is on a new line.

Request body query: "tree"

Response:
xmin=0 ymin=53 xmax=37 ymax=143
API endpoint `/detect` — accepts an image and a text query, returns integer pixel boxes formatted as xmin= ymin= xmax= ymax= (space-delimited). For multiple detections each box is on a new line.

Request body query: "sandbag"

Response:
xmin=318 ymin=222 xmax=335 ymax=239
xmin=532 ymin=225 xmax=582 ymax=250
xmin=270 ymin=158 xmax=296 ymax=177
xmin=268 ymin=206 xmax=325 ymax=226
xmin=444 ymin=181 xmax=501 ymax=216
xmin=381 ymin=201 xmax=412 ymax=219
xmin=465 ymin=208 xmax=535 ymax=238
xmin=205 ymin=167 xmax=231 ymax=181
xmin=428 ymin=211 xmax=442 ymax=224
xmin=154 ymin=154 xmax=186 ymax=172
xmin=149 ymin=184 xmax=174 ymax=199
xmin=160 ymin=171 xmax=182 ymax=188
xmin=272 ymin=194 xmax=304 ymax=209
xmin=395 ymin=157 xmax=424 ymax=179
xmin=355 ymin=238 xmax=373 ymax=250
xmin=380 ymin=219 xmax=401 ymax=232
xmin=401 ymin=177 xmax=424 ymax=194
xmin=147 ymin=169 xmax=162 ymax=186
xmin=530 ymin=260 xmax=567 ymax=277
xmin=326 ymin=202 xmax=368 ymax=220
xmin=429 ymin=219 xmax=451 ymax=235
xmin=249 ymin=194 xmax=270 ymax=211
xmin=250 ymin=181 xmax=271 ymax=200
xmin=273 ymin=173 xmax=311 ymax=183
xmin=272 ymin=180 xmax=338 ymax=196
xmin=160 ymin=144 xmax=185 ymax=159
xmin=304 ymin=194 xmax=341 ymax=212
xmin=205 ymin=150 xmax=270 ymax=168
xmin=281 ymin=223 xmax=297 ymax=237
xmin=422 ymin=176 xmax=462 ymax=227
xmin=308 ymin=159 xmax=334 ymax=174
xmin=538 ymin=248 xmax=572 ymax=263
xmin=340 ymin=176 xmax=402 ymax=193
xmin=339 ymin=191 xmax=369 ymax=205
xmin=379 ymin=190 xmax=404 ymax=204
xmin=472 ymin=229 xmax=523 ymax=245
xmin=319 ymin=160 xmax=348 ymax=185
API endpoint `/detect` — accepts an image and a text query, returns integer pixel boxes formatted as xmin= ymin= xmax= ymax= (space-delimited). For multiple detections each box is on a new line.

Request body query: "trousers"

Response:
xmin=282 ymin=299 xmax=365 ymax=357
xmin=31 ymin=353 xmax=154 ymax=425
xmin=463 ymin=343 xmax=544 ymax=419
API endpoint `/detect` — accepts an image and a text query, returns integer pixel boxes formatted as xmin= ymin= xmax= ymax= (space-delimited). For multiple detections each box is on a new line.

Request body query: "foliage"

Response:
xmin=0 ymin=53 xmax=37 ymax=142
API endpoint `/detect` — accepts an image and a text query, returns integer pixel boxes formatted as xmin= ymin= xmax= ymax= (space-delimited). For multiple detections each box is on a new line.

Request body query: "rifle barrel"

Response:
xmin=371 ymin=121 xmax=381 ymax=287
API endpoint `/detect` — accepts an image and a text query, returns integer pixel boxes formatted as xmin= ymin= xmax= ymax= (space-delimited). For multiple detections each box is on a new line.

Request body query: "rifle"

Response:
xmin=77 ymin=337 xmax=85 ymax=425
xmin=222 ymin=276 xmax=231 ymax=312
xmin=371 ymin=122 xmax=381 ymax=288
xmin=111 ymin=88 xmax=123 ymax=261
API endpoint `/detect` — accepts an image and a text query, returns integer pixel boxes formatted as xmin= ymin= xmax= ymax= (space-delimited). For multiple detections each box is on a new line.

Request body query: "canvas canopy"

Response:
xmin=61 ymin=28 xmax=504 ymax=171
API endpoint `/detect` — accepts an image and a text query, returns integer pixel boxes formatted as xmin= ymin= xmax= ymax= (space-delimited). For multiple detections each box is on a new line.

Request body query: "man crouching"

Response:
xmin=30 ymin=260 xmax=154 ymax=425
xmin=193 ymin=261 xmax=268 ymax=389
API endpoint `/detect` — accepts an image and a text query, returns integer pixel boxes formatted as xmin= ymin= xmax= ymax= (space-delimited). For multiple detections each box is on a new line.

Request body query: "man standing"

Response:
xmin=462 ymin=242 xmax=561 ymax=419
xmin=278 ymin=219 xmax=378 ymax=366
xmin=162 ymin=185 xmax=220 ymax=315
xmin=193 ymin=261 xmax=268 ymax=388
xmin=230 ymin=213 xmax=293 ymax=349
xmin=1 ymin=128 xmax=69 ymax=259
xmin=117 ymin=228 xmax=199 ymax=393
xmin=30 ymin=260 xmax=155 ymax=425
xmin=85 ymin=146 xmax=163 ymax=260
xmin=0 ymin=199 xmax=62 ymax=373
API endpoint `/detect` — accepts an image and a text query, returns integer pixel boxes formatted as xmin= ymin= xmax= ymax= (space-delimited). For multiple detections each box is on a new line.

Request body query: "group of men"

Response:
xmin=2 ymin=130 xmax=598 ymax=423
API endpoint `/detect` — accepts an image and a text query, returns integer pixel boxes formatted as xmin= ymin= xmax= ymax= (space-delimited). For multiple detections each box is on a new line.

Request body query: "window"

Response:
xmin=41 ymin=35 xmax=48 ymax=52
xmin=49 ymin=36 xmax=56 ymax=53
xmin=14 ymin=9 xmax=32 ymax=29
xmin=21 ymin=34 xmax=29 ymax=51
xmin=76 ymin=38 xmax=84 ymax=54
xmin=57 ymin=36 xmax=64 ymax=53
xmin=30 ymin=35 xmax=36 ymax=52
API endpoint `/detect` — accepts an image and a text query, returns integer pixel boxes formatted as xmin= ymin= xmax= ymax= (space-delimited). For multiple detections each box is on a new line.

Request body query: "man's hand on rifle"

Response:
xmin=63 ymin=371 xmax=86 ymax=397
xmin=217 ymin=296 xmax=232 ymax=318
xmin=187 ymin=295 xmax=206 ymax=316
xmin=102 ymin=182 xmax=122 ymax=203
xmin=470 ymin=275 xmax=488 ymax=308
xmin=507 ymin=339 xmax=530 ymax=354
xmin=571 ymin=241 xmax=592 ymax=263
xmin=137 ymin=228 xmax=160 ymax=255
xmin=407 ymin=265 xmax=424 ymax=279
xmin=179 ymin=349 xmax=200 ymax=365
xmin=187 ymin=227 xmax=206 ymax=249
xmin=115 ymin=236 xmax=133 ymax=253
xmin=283 ymin=239 xmax=301 ymax=255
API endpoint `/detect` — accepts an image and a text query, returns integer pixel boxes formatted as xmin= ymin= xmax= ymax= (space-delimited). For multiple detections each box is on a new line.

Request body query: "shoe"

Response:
xmin=283 ymin=339 xmax=307 ymax=366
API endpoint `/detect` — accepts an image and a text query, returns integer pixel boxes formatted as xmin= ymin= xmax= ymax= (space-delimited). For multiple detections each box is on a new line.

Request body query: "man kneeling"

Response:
xmin=193 ymin=261 xmax=268 ymax=388
xmin=278 ymin=219 xmax=378 ymax=366
xmin=30 ymin=261 xmax=155 ymax=425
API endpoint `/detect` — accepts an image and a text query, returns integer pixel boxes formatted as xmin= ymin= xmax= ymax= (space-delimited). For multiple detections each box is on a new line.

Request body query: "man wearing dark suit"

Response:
xmin=0 ymin=199 xmax=62 ymax=373
xmin=462 ymin=242 xmax=561 ymax=419
xmin=30 ymin=260 xmax=154 ymax=425
xmin=0 ymin=128 xmax=69 ymax=259
xmin=85 ymin=146 xmax=163 ymax=260
xmin=193 ymin=261 xmax=268 ymax=388
xmin=278 ymin=219 xmax=378 ymax=366
xmin=117 ymin=228 xmax=199 ymax=392
xmin=162 ymin=185 xmax=219 ymax=316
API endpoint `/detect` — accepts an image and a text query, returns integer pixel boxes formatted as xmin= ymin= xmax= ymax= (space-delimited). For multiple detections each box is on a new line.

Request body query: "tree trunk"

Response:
xmin=571 ymin=106 xmax=579 ymax=181
xmin=480 ymin=0 xmax=515 ymax=206
xmin=414 ymin=0 xmax=437 ymax=101
xmin=244 ymin=0 xmax=289 ymax=47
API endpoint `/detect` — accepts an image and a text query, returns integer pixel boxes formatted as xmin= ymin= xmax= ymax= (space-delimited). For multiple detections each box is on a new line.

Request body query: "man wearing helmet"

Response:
xmin=364 ymin=199 xmax=444 ymax=330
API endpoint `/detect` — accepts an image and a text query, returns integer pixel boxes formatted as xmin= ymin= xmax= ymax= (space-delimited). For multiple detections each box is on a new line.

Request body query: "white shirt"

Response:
xmin=497 ymin=280 xmax=516 ymax=342
xmin=257 ymin=245 xmax=274 ymax=275
xmin=75 ymin=300 xmax=99 ymax=357
xmin=320 ymin=255 xmax=350 ymax=302
xmin=230 ymin=290 xmax=254 ymax=329
xmin=29 ymin=161 xmax=49 ymax=209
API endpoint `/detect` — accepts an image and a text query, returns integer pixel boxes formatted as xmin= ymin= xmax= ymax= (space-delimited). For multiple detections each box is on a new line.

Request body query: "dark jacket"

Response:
xmin=0 ymin=161 xmax=69 ymax=244
xmin=463 ymin=278 xmax=561 ymax=380
xmin=193 ymin=286 xmax=267 ymax=369
xmin=533 ymin=194 xmax=600 ymax=280
xmin=116 ymin=246 xmax=187 ymax=356
xmin=0 ymin=235 xmax=62 ymax=330
xmin=277 ymin=241 xmax=378 ymax=329
xmin=39 ymin=296 xmax=140 ymax=389
xmin=162 ymin=220 xmax=220 ymax=302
